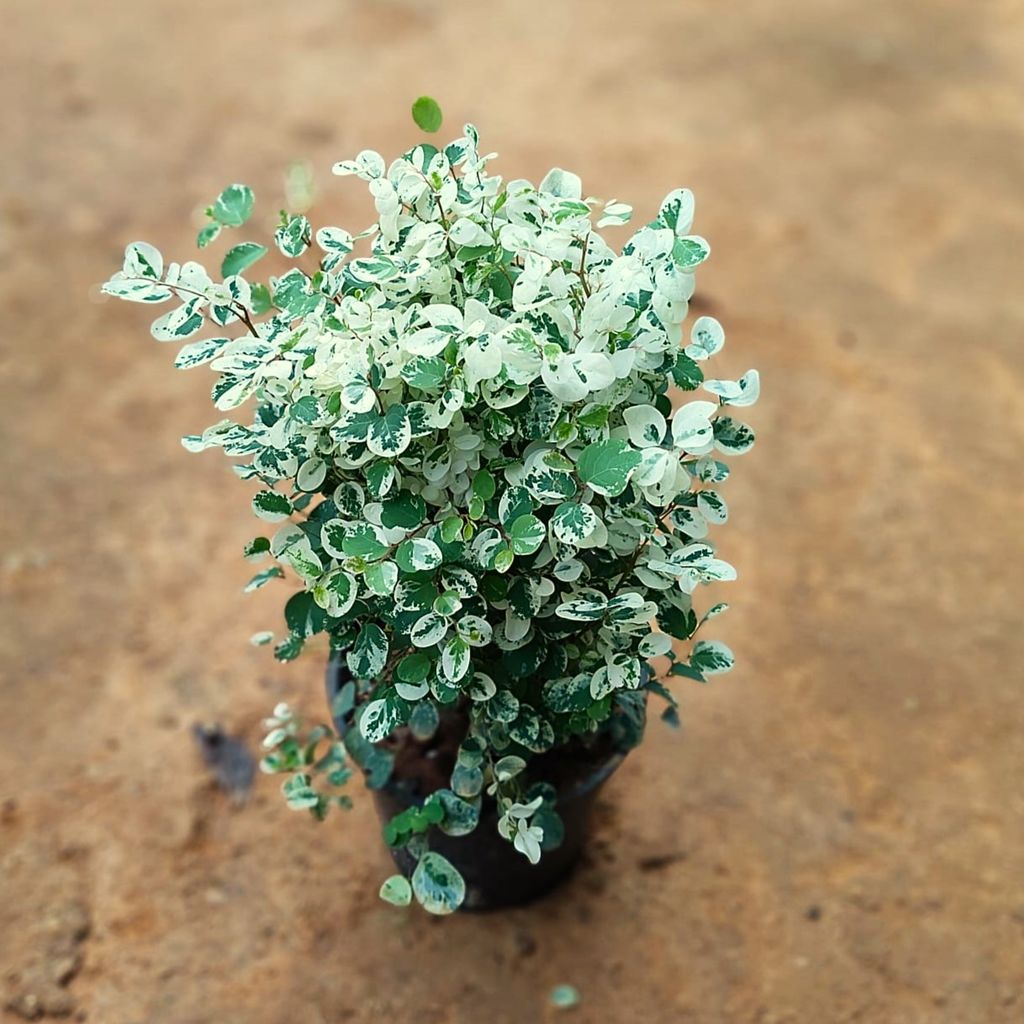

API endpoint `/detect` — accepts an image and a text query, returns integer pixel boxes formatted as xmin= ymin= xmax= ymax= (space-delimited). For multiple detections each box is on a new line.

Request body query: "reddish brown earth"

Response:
xmin=2 ymin=1 xmax=1023 ymax=1021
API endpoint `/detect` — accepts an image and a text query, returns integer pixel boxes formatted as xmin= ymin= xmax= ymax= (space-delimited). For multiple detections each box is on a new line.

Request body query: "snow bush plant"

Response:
xmin=103 ymin=109 xmax=758 ymax=914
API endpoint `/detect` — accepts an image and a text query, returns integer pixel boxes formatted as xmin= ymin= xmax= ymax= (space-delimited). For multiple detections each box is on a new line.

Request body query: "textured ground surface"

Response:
xmin=2 ymin=1 xmax=1023 ymax=1021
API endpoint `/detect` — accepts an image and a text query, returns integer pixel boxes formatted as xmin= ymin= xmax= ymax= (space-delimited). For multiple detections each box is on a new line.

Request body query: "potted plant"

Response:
xmin=102 ymin=101 xmax=758 ymax=914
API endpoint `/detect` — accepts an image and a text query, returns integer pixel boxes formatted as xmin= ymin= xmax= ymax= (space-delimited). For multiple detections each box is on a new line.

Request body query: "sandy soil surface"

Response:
xmin=2 ymin=1 xmax=1023 ymax=1021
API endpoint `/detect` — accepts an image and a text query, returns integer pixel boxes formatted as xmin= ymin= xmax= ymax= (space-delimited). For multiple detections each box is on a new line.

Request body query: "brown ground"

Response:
xmin=2 ymin=1 xmax=1023 ymax=1021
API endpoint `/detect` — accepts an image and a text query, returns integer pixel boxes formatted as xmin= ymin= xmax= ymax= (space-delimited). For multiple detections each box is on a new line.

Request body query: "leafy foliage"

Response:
xmin=104 ymin=116 xmax=758 ymax=915
xmin=259 ymin=703 xmax=353 ymax=820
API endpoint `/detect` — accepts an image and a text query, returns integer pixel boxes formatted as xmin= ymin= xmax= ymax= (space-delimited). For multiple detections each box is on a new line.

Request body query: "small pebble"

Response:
xmin=550 ymin=984 xmax=580 ymax=1010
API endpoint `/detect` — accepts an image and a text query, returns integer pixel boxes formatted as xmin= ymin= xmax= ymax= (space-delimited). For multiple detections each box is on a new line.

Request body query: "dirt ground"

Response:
xmin=2 ymin=0 xmax=1023 ymax=1021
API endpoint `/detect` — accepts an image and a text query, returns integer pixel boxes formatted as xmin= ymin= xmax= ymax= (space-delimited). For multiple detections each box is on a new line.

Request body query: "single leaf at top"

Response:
xmin=412 ymin=96 xmax=443 ymax=133
xmin=211 ymin=184 xmax=255 ymax=227
xmin=221 ymin=242 xmax=268 ymax=278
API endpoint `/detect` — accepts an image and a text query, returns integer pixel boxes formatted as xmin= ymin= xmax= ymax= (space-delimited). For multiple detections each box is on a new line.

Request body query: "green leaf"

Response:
xmin=494 ymin=754 xmax=527 ymax=781
xmin=485 ymin=690 xmax=520 ymax=722
xmin=363 ymin=559 xmax=399 ymax=597
xmin=493 ymin=546 xmax=514 ymax=573
xmin=669 ymin=662 xmax=705 ymax=685
xmin=380 ymin=491 xmax=427 ymax=530
xmin=551 ymin=502 xmax=598 ymax=545
xmin=211 ymin=184 xmax=255 ymax=227
xmin=349 ymin=256 xmax=401 ymax=283
xmin=396 ymin=578 xmax=437 ymax=613
xmin=275 ymin=214 xmax=311 ymax=258
xmin=274 ymin=633 xmax=304 ymax=662
xmin=440 ymin=516 xmax=463 ymax=544
xmin=252 ymin=490 xmax=292 ymax=522
xmin=337 ymin=521 xmax=389 ymax=560
xmin=672 ymin=235 xmax=710 ymax=270
xmin=456 ymin=614 xmax=492 ymax=647
xmin=658 ymin=603 xmax=697 ymax=641
xmin=368 ymin=404 xmax=412 ymax=458
xmin=296 ymin=456 xmax=327 ymax=492
xmin=401 ymin=356 xmax=447 ymax=390
xmin=577 ymin=439 xmax=642 ymax=498
xmin=507 ymin=577 xmax=541 ymax=619
xmin=410 ymin=612 xmax=447 ymax=648
xmin=671 ymin=353 xmax=704 ymax=390
xmin=243 ymin=536 xmax=271 ymax=561
xmin=472 ymin=469 xmax=496 ymax=501
xmin=440 ymin=636 xmax=470 ymax=683
xmin=697 ymin=490 xmax=728 ymax=524
xmin=244 ymin=566 xmax=283 ymax=592
xmin=543 ymin=674 xmax=592 ymax=713
xmin=690 ymin=640 xmax=735 ymax=675
xmin=282 ymin=773 xmax=319 ymax=810
xmin=452 ymin=761 xmax=483 ymax=798
xmin=577 ymin=405 xmax=609 ymax=430
xmin=411 ymin=96 xmax=444 ymax=133
xmin=272 ymin=268 xmax=320 ymax=318
xmin=508 ymin=514 xmax=545 ymax=556
xmin=221 ymin=242 xmax=268 ymax=278
xmin=120 ymin=242 xmax=163 ymax=279
xmin=360 ymin=692 xmax=403 ymax=742
xmin=250 ymin=282 xmax=272 ymax=315
xmin=347 ymin=624 xmax=389 ymax=679
xmin=498 ymin=486 xmax=533 ymax=527
xmin=713 ymin=417 xmax=756 ymax=455
xmin=150 ymin=298 xmax=205 ymax=341
xmin=284 ymin=591 xmax=328 ymax=639
xmin=686 ymin=316 xmax=725 ymax=361
xmin=539 ymin=167 xmax=583 ymax=199
xmin=555 ymin=595 xmax=607 ymax=622
xmin=521 ymin=389 xmax=561 ymax=440
xmin=657 ymin=188 xmax=695 ymax=235
xmin=411 ymin=851 xmax=464 ymax=914
xmin=344 ymin=717 xmax=394 ymax=788
xmin=396 ymin=537 xmax=443 ymax=573
xmin=522 ymin=463 xmax=577 ymax=504
xmin=395 ymin=678 xmax=428 ymax=701
xmin=502 ymin=634 xmax=548 ymax=680
xmin=196 ymin=222 xmax=221 ymax=248
xmin=174 ymin=336 xmax=229 ymax=370
xmin=409 ymin=701 xmax=440 ymax=741
xmin=364 ymin=460 xmax=396 ymax=499
xmin=435 ymin=789 xmax=480 ymax=837
xmin=433 ymin=591 xmax=462 ymax=617
xmin=397 ymin=651 xmax=432 ymax=683
xmin=379 ymin=874 xmax=412 ymax=907
xmin=312 ymin=568 xmax=357 ymax=618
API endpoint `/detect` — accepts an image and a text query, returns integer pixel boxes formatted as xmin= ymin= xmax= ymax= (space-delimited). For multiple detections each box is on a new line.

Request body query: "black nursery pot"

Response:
xmin=326 ymin=659 xmax=637 ymax=911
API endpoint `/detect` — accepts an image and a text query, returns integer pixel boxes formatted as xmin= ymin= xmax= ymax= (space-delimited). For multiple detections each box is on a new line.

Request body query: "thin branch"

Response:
xmin=119 ymin=275 xmax=261 ymax=339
